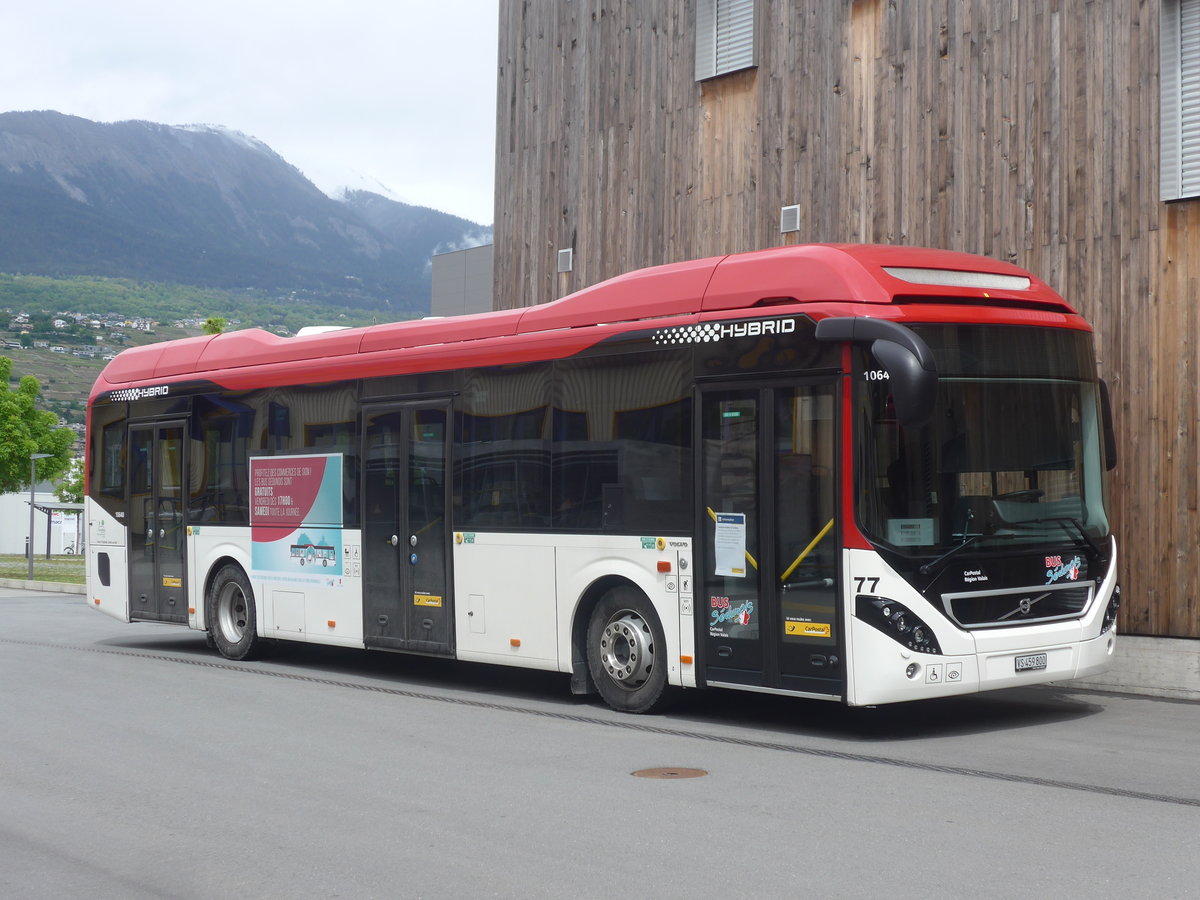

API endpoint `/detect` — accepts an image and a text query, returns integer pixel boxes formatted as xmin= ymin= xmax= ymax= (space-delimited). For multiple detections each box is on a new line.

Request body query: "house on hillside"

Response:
xmin=493 ymin=0 xmax=1200 ymax=695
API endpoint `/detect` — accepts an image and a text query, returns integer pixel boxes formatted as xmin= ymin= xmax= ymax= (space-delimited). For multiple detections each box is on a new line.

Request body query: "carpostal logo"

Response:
xmin=107 ymin=385 xmax=170 ymax=402
xmin=652 ymin=317 xmax=797 ymax=346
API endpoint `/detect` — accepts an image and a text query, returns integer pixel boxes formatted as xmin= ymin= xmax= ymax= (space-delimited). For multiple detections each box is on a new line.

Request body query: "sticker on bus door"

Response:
xmin=784 ymin=620 xmax=831 ymax=639
xmin=709 ymin=595 xmax=755 ymax=638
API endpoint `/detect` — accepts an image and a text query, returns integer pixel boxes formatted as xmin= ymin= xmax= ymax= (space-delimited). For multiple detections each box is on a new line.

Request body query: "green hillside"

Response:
xmin=1 ymin=273 xmax=411 ymax=435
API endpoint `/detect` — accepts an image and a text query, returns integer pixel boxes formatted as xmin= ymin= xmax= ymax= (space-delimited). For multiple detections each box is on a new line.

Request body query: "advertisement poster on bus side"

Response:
xmin=249 ymin=453 xmax=344 ymax=583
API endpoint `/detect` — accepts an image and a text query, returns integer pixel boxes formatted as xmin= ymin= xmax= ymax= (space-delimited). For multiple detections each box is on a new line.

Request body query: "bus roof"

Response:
xmin=96 ymin=244 xmax=1076 ymax=387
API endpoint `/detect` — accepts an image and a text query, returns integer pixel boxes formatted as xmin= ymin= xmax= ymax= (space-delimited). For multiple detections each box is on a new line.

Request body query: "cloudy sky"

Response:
xmin=0 ymin=1 xmax=500 ymax=224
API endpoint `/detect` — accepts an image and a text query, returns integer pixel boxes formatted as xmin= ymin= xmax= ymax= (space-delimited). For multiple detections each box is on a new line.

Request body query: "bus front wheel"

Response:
xmin=586 ymin=586 xmax=669 ymax=714
xmin=209 ymin=565 xmax=261 ymax=661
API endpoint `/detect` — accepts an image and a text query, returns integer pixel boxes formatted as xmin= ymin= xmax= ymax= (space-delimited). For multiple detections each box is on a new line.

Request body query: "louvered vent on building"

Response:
xmin=780 ymin=205 xmax=801 ymax=233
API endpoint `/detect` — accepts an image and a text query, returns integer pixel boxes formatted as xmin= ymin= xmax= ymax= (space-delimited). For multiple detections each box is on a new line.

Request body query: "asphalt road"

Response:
xmin=2 ymin=587 xmax=1198 ymax=899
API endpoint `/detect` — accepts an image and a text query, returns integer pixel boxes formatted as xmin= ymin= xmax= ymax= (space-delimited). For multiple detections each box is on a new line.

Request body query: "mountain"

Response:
xmin=0 ymin=111 xmax=491 ymax=314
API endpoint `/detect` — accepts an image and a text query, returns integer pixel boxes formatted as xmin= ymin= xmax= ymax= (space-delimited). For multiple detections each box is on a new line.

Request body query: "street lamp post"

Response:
xmin=28 ymin=453 xmax=51 ymax=581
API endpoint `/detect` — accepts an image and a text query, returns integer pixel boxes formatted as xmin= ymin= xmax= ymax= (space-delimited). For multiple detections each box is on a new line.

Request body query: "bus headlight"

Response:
xmin=1100 ymin=584 xmax=1121 ymax=635
xmin=856 ymin=595 xmax=942 ymax=654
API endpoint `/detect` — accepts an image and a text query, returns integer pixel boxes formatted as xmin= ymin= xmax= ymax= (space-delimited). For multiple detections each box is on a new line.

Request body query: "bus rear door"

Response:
xmin=362 ymin=401 xmax=454 ymax=655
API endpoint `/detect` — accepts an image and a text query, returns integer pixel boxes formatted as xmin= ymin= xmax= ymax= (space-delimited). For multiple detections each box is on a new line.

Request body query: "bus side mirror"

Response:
xmin=815 ymin=317 xmax=938 ymax=428
xmin=1099 ymin=379 xmax=1117 ymax=470
xmin=869 ymin=338 xmax=938 ymax=427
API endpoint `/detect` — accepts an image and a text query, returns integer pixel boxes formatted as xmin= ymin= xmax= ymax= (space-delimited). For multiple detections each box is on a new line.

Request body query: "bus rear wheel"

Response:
xmin=209 ymin=565 xmax=261 ymax=661
xmin=586 ymin=586 xmax=669 ymax=714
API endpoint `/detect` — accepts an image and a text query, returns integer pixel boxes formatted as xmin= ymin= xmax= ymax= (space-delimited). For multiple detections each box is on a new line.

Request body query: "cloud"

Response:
xmin=434 ymin=228 xmax=495 ymax=256
xmin=425 ymin=228 xmax=495 ymax=275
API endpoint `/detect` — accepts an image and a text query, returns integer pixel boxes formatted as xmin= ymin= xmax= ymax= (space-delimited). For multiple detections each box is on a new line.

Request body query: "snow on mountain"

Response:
xmin=177 ymin=123 xmax=278 ymax=156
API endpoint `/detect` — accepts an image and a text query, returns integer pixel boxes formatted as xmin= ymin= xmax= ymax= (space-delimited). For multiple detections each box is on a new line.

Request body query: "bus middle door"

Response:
xmin=362 ymin=401 xmax=453 ymax=656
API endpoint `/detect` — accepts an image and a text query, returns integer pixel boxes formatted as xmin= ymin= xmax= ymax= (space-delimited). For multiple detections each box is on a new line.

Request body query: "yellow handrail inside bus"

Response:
xmin=779 ymin=518 xmax=835 ymax=583
xmin=705 ymin=506 xmax=759 ymax=571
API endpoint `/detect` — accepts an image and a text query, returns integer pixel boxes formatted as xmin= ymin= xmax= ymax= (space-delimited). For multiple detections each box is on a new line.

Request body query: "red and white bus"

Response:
xmin=85 ymin=244 xmax=1120 ymax=712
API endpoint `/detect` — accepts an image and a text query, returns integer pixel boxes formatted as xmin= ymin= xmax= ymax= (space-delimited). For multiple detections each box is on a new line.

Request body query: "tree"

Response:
xmin=55 ymin=458 xmax=85 ymax=505
xmin=202 ymin=316 xmax=227 ymax=335
xmin=0 ymin=357 xmax=75 ymax=494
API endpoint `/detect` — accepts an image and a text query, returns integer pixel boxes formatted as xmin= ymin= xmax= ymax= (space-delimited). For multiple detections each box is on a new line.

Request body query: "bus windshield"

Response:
xmin=855 ymin=324 xmax=1111 ymax=561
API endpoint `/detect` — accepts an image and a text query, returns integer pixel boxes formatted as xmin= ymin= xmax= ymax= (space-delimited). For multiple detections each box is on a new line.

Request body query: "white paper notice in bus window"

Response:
xmin=714 ymin=512 xmax=747 ymax=577
xmin=886 ymin=518 xmax=934 ymax=546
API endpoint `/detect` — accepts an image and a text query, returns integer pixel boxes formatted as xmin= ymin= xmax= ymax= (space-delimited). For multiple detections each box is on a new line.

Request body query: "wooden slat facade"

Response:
xmin=494 ymin=0 xmax=1200 ymax=638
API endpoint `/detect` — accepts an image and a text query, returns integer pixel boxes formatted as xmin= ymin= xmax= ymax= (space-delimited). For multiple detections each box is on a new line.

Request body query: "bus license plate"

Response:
xmin=1015 ymin=653 xmax=1048 ymax=673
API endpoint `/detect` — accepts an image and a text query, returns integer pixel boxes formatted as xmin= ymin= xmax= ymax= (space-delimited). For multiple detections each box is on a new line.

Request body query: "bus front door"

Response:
xmin=362 ymin=402 xmax=453 ymax=656
xmin=127 ymin=421 xmax=188 ymax=624
xmin=699 ymin=383 xmax=842 ymax=697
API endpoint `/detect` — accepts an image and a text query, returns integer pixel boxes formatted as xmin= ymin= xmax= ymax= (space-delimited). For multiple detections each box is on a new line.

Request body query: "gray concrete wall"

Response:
xmin=1070 ymin=635 xmax=1200 ymax=702
xmin=431 ymin=243 xmax=494 ymax=316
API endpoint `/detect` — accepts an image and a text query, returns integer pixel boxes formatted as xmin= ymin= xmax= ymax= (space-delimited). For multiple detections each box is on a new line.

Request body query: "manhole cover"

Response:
xmin=631 ymin=767 xmax=708 ymax=779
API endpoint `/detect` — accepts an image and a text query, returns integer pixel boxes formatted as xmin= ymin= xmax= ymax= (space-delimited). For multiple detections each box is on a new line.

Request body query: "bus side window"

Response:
xmin=192 ymin=395 xmax=254 ymax=525
xmin=100 ymin=419 xmax=127 ymax=499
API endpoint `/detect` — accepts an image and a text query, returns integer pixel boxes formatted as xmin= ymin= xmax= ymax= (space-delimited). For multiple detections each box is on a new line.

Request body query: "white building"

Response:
xmin=0 ymin=482 xmax=83 ymax=556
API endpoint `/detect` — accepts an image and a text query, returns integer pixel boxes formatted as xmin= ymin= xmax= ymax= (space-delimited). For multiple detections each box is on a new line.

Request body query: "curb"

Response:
xmin=0 ymin=578 xmax=86 ymax=594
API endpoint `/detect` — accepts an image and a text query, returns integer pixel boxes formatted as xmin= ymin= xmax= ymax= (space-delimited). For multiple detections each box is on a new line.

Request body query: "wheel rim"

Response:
xmin=599 ymin=610 xmax=654 ymax=690
xmin=216 ymin=582 xmax=248 ymax=643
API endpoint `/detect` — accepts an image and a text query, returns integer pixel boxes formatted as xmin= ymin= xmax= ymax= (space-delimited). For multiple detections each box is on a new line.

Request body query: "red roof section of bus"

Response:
xmin=195 ymin=328 xmax=365 ymax=375
xmin=98 ymin=334 xmax=218 ymax=384
xmin=92 ymin=244 xmax=1078 ymax=392
xmin=509 ymin=244 xmax=1068 ymax=327
xmin=515 ymin=255 xmax=723 ymax=331
xmin=358 ymin=307 xmax=525 ymax=353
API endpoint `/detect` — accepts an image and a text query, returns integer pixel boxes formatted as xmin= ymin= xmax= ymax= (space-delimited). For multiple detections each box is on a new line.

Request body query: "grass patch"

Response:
xmin=0 ymin=554 xmax=86 ymax=584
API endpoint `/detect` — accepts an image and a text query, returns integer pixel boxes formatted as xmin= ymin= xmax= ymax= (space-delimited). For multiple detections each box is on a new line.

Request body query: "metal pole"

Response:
xmin=27 ymin=459 xmax=35 ymax=581
xmin=27 ymin=453 xmax=50 ymax=581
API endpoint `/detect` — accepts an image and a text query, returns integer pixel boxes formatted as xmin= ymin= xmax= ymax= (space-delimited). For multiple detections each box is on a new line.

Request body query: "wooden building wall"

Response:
xmin=494 ymin=0 xmax=1200 ymax=639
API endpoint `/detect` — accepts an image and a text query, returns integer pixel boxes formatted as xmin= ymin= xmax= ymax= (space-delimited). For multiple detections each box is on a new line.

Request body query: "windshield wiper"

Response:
xmin=919 ymin=532 xmax=1014 ymax=577
xmin=1014 ymin=516 xmax=1108 ymax=565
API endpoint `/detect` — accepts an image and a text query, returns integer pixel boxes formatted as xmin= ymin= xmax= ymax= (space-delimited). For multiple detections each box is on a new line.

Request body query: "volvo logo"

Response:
xmin=998 ymin=591 xmax=1050 ymax=622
